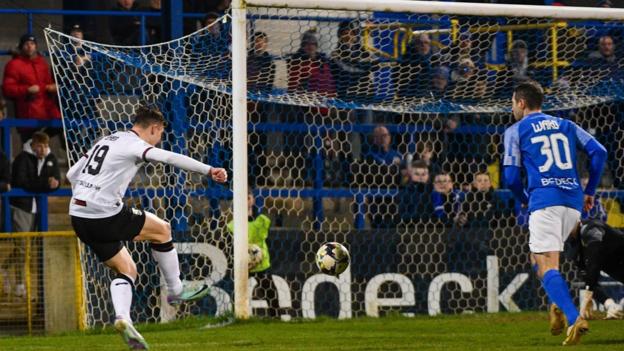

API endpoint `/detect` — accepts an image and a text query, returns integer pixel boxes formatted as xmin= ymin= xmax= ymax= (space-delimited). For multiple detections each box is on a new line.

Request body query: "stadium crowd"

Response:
xmin=0 ymin=0 xmax=622 ymax=236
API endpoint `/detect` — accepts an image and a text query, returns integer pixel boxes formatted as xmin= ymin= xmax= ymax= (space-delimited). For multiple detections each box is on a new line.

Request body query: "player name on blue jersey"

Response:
xmin=531 ymin=119 xmax=559 ymax=133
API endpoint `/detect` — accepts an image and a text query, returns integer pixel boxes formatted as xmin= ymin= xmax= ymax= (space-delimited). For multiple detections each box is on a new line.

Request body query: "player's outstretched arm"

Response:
xmin=144 ymin=147 xmax=228 ymax=183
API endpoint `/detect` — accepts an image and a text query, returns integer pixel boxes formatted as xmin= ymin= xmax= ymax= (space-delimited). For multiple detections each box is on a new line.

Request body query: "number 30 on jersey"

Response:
xmin=530 ymin=133 xmax=572 ymax=172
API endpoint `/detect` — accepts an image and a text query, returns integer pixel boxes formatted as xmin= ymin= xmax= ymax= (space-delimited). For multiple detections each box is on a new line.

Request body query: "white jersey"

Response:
xmin=69 ymin=131 xmax=153 ymax=218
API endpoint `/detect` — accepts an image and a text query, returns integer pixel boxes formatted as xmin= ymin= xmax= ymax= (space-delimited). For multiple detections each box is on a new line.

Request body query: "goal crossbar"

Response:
xmin=245 ymin=0 xmax=624 ymax=21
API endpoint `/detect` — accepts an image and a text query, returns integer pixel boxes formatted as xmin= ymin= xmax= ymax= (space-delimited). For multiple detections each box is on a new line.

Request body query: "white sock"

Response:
xmin=110 ymin=275 xmax=134 ymax=323
xmin=151 ymin=242 xmax=183 ymax=296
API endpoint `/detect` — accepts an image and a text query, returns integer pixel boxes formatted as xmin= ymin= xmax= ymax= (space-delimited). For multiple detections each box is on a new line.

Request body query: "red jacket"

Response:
xmin=2 ymin=54 xmax=61 ymax=120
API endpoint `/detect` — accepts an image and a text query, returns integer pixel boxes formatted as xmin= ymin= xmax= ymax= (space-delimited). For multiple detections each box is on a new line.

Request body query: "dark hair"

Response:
xmin=204 ymin=12 xmax=220 ymax=24
xmin=513 ymin=81 xmax=544 ymax=110
xmin=415 ymin=140 xmax=433 ymax=154
xmin=338 ymin=20 xmax=358 ymax=36
xmin=411 ymin=160 xmax=429 ymax=170
xmin=252 ymin=31 xmax=268 ymax=41
xmin=31 ymin=131 xmax=50 ymax=144
xmin=133 ymin=105 xmax=165 ymax=127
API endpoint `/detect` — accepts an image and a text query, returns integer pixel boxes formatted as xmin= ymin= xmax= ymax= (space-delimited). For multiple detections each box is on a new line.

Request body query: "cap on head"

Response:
xmin=19 ymin=34 xmax=36 ymax=48
xmin=70 ymin=24 xmax=83 ymax=34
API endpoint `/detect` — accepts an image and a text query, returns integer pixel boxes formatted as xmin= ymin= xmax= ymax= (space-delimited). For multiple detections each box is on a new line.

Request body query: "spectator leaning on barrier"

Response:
xmin=2 ymin=34 xmax=61 ymax=143
xmin=10 ymin=132 xmax=60 ymax=233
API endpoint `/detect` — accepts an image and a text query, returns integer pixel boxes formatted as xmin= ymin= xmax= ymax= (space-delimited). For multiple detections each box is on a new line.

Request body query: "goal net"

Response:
xmin=46 ymin=0 xmax=624 ymax=325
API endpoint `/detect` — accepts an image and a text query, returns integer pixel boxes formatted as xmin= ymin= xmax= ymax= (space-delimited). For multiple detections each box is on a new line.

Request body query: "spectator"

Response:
xmin=2 ymin=34 xmax=61 ymax=143
xmin=321 ymin=131 xmax=352 ymax=187
xmin=248 ymin=32 xmax=275 ymax=93
xmin=331 ymin=20 xmax=376 ymax=102
xmin=397 ymin=33 xmax=433 ymax=98
xmin=3 ymin=133 xmax=58 ymax=299
xmin=587 ymin=35 xmax=616 ymax=65
xmin=448 ymin=172 xmax=507 ymax=273
xmin=506 ymin=40 xmax=534 ymax=83
xmin=363 ymin=125 xmax=402 ymax=166
xmin=440 ymin=32 xmax=483 ymax=69
xmin=431 ymin=172 xmax=464 ymax=225
xmin=430 ymin=66 xmax=450 ymax=99
xmin=459 ymin=172 xmax=511 ymax=228
xmin=143 ymin=0 xmax=163 ymax=44
xmin=109 ymin=0 xmax=141 ymax=45
xmin=397 ymin=160 xmax=433 ymax=223
xmin=197 ymin=12 xmax=231 ymax=79
xmin=184 ymin=0 xmax=231 ymax=35
xmin=10 ymin=132 xmax=60 ymax=233
xmin=227 ymin=190 xmax=278 ymax=317
xmin=69 ymin=24 xmax=90 ymax=67
xmin=446 ymin=58 xmax=487 ymax=99
xmin=287 ymin=29 xmax=336 ymax=97
xmin=440 ymin=113 xmax=492 ymax=188
xmin=413 ymin=140 xmax=442 ymax=175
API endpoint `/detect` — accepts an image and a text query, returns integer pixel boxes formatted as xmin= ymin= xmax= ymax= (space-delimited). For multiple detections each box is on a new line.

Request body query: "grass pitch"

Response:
xmin=2 ymin=312 xmax=624 ymax=351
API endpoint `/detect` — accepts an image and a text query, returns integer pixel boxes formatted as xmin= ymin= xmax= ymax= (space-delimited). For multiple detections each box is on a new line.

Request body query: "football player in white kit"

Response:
xmin=67 ymin=106 xmax=227 ymax=350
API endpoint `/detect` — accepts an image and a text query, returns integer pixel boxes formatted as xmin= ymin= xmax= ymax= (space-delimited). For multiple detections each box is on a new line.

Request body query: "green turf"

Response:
xmin=2 ymin=312 xmax=624 ymax=350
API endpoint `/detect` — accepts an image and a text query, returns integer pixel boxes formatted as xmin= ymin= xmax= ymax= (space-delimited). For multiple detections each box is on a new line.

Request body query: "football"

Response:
xmin=248 ymin=244 xmax=263 ymax=269
xmin=316 ymin=242 xmax=350 ymax=276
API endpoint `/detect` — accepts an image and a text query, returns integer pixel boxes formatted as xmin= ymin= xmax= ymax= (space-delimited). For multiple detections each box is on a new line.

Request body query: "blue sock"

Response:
xmin=533 ymin=264 xmax=552 ymax=305
xmin=542 ymin=269 xmax=579 ymax=325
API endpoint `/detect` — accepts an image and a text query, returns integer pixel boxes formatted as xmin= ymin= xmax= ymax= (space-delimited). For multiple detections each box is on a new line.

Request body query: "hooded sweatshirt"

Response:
xmin=10 ymin=140 xmax=60 ymax=213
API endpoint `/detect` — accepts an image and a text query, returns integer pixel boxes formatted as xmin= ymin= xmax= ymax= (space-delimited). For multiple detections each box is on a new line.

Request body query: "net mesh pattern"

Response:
xmin=44 ymin=7 xmax=624 ymax=324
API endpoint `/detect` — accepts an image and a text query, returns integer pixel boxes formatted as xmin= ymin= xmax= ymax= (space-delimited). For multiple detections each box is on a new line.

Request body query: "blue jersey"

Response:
xmin=503 ymin=112 xmax=607 ymax=213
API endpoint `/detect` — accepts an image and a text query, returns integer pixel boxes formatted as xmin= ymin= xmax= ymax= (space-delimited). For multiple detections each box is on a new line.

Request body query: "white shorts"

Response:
xmin=528 ymin=206 xmax=581 ymax=253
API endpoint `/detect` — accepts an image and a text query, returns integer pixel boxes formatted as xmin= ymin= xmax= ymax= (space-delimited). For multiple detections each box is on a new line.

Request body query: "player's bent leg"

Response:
xmin=103 ymin=248 xmax=148 ymax=350
xmin=105 ymin=246 xmax=138 ymax=280
xmin=135 ymin=212 xmax=210 ymax=304
xmin=134 ymin=212 xmax=172 ymax=244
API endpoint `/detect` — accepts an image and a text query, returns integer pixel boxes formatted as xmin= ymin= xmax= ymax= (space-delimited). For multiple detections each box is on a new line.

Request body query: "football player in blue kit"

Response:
xmin=503 ymin=81 xmax=607 ymax=345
